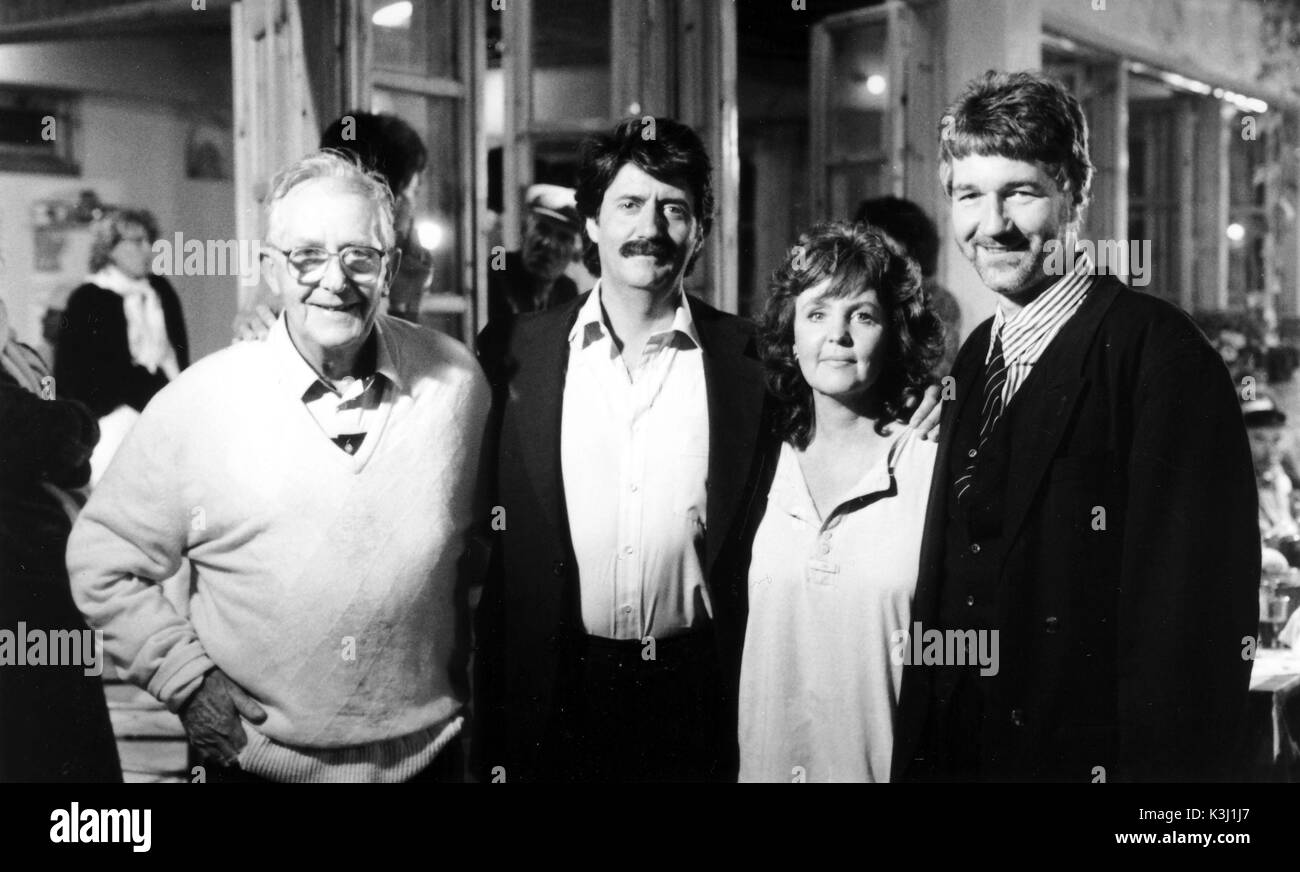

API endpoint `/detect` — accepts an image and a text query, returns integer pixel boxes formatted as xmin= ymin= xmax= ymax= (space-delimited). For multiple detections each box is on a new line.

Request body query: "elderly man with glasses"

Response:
xmin=67 ymin=150 xmax=490 ymax=782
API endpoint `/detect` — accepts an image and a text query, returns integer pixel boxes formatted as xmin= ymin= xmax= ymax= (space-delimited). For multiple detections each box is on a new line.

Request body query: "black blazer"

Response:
xmin=473 ymin=292 xmax=767 ymax=781
xmin=892 ymin=277 xmax=1261 ymax=782
xmin=54 ymin=277 xmax=189 ymax=418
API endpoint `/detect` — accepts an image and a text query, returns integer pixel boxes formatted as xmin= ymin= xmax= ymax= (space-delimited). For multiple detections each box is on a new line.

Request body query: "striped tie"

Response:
xmin=954 ymin=332 xmax=1007 ymax=504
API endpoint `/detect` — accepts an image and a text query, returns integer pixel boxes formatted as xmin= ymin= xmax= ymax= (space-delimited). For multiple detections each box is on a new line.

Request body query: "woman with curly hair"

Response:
xmin=738 ymin=220 xmax=945 ymax=782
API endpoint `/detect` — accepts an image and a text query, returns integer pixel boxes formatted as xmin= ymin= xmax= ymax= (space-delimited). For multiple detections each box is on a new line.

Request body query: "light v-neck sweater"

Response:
xmin=68 ymin=315 xmax=489 ymax=781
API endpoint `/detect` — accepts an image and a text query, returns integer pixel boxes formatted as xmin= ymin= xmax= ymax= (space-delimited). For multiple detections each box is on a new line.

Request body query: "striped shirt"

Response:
xmin=986 ymin=250 xmax=1096 ymax=405
xmin=271 ymin=315 xmax=398 ymax=455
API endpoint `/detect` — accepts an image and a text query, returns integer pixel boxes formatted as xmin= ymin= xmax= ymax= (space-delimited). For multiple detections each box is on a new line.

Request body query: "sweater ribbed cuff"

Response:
xmin=235 ymin=713 xmax=463 ymax=782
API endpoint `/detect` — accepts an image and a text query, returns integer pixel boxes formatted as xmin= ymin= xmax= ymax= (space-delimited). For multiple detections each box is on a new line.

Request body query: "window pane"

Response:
xmin=531 ymin=0 xmax=610 ymax=123
xmin=372 ymin=0 xmax=458 ymax=80
xmin=828 ymin=21 xmax=888 ymax=160
xmin=372 ymin=89 xmax=463 ymax=297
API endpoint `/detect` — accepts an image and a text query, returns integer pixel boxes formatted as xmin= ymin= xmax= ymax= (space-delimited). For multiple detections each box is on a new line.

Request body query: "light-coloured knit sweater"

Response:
xmin=67 ymin=315 xmax=489 ymax=781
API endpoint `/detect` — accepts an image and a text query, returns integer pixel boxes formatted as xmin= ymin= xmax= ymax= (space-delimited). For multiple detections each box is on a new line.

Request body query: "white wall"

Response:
xmin=0 ymin=33 xmax=235 ymax=363
xmin=1042 ymin=0 xmax=1270 ymax=92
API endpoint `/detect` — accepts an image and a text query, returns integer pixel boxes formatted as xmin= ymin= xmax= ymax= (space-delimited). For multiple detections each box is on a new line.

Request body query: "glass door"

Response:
xmin=362 ymin=0 xmax=484 ymax=342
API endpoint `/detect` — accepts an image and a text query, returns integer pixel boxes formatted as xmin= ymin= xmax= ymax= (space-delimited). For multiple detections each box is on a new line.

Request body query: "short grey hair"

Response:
xmin=265 ymin=149 xmax=396 ymax=249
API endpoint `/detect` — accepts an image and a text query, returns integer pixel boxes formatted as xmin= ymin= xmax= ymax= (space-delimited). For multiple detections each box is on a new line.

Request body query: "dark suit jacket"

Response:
xmin=473 ymin=291 xmax=767 ymax=781
xmin=0 ymin=367 xmax=122 ymax=782
xmin=892 ymin=276 xmax=1260 ymax=782
xmin=54 ymin=277 xmax=189 ymax=418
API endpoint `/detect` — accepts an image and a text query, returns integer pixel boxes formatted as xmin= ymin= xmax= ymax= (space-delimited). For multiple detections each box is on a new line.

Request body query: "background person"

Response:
xmin=1244 ymin=394 xmax=1300 ymax=562
xmin=54 ymin=208 xmax=189 ymax=483
xmin=854 ymin=196 xmax=961 ymax=377
xmin=739 ymin=221 xmax=942 ymax=782
xmin=485 ymin=183 xmax=582 ymax=326
xmin=0 ymin=295 xmax=121 ymax=783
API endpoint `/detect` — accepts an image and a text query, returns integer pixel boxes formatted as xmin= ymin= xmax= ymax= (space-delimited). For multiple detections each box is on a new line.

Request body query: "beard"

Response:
xmin=966 ymin=237 xmax=1056 ymax=302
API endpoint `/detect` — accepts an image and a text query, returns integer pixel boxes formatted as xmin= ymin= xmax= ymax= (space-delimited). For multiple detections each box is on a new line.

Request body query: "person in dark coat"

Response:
xmin=0 ymin=296 xmax=122 ymax=783
xmin=854 ymin=196 xmax=962 ymax=377
xmin=54 ymin=208 xmax=189 ymax=419
xmin=485 ymin=184 xmax=582 ymax=327
xmin=892 ymin=70 xmax=1260 ymax=783
xmin=474 ymin=118 xmax=768 ymax=782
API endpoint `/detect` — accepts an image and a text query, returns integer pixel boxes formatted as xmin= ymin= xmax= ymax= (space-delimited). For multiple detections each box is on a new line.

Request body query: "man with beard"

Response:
xmin=474 ymin=117 xmax=767 ymax=782
xmin=892 ymin=70 xmax=1259 ymax=782
xmin=485 ymin=184 xmax=582 ymax=326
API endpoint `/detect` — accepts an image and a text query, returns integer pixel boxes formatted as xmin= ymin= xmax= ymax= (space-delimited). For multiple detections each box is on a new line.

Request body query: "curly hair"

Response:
xmin=938 ymin=70 xmax=1094 ymax=218
xmin=88 ymin=208 xmax=159 ymax=272
xmin=759 ymin=221 xmax=944 ymax=448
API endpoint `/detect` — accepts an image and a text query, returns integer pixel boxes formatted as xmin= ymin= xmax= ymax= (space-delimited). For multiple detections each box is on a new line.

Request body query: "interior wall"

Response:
xmin=0 ymin=32 xmax=235 ymax=364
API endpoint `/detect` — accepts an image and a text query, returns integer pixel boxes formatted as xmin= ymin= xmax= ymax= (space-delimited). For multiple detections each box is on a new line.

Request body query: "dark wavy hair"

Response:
xmin=320 ymin=111 xmax=428 ymax=197
xmin=574 ymin=116 xmax=714 ymax=276
xmin=854 ymin=196 xmax=939 ymax=278
xmin=939 ymin=70 xmax=1094 ymax=217
xmin=759 ymin=221 xmax=943 ymax=448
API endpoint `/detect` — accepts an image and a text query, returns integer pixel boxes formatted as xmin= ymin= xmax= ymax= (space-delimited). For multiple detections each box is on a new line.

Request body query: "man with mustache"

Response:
xmin=474 ymin=117 xmax=766 ymax=782
xmin=892 ymin=71 xmax=1260 ymax=782
xmin=68 ymin=151 xmax=488 ymax=781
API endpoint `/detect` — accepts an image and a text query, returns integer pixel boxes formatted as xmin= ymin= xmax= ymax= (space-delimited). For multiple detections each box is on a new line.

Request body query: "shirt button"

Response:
xmin=622 ymin=605 xmax=633 ymax=614
xmin=966 ymin=595 xmax=975 ymax=607
xmin=623 ymin=545 xmax=634 ymax=556
xmin=819 ymin=542 xmax=831 ymax=555
xmin=630 ymin=483 xmax=639 ymax=493
xmin=969 ymin=543 xmax=981 ymax=555
xmin=1044 ymin=616 xmax=1060 ymax=633
xmin=968 ymin=449 xmax=978 ymax=458
xmin=552 ymin=561 xmax=566 ymax=576
xmin=1010 ymin=708 xmax=1026 ymax=727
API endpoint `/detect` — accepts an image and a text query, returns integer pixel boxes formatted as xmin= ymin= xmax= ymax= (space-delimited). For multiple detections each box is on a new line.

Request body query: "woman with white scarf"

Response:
xmin=54 ymin=208 xmax=188 ymax=482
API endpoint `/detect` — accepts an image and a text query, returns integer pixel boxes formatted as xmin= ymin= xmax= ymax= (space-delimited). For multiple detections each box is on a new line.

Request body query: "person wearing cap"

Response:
xmin=1244 ymin=394 xmax=1300 ymax=543
xmin=485 ymin=184 xmax=582 ymax=326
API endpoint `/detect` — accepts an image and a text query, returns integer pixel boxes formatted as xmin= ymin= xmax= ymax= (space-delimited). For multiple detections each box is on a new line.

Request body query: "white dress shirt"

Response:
xmin=560 ymin=283 xmax=712 ymax=640
xmin=739 ymin=427 xmax=936 ymax=782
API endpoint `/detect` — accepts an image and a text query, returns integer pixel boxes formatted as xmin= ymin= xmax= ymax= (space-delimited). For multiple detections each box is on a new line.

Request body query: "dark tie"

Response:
xmin=954 ymin=332 xmax=1007 ymax=504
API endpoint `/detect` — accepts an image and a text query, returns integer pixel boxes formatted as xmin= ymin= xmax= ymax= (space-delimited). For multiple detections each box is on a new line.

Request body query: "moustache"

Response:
xmin=974 ymin=235 xmax=1031 ymax=251
xmin=620 ymin=238 xmax=675 ymax=260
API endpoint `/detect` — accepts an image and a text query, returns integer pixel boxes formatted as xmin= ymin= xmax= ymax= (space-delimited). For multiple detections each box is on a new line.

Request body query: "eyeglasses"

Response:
xmin=268 ymin=245 xmax=390 ymax=283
